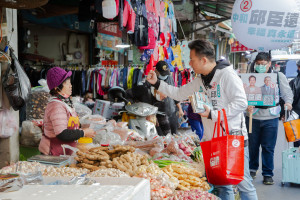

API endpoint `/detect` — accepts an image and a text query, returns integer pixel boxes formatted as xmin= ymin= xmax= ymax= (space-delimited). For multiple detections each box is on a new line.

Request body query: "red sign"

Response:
xmin=97 ymin=22 xmax=122 ymax=37
xmin=240 ymin=0 xmax=252 ymax=12
xmin=231 ymin=41 xmax=253 ymax=53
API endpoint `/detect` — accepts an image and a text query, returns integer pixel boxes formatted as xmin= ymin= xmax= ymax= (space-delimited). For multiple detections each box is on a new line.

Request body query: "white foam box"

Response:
xmin=0 ymin=177 xmax=150 ymax=200
xmin=93 ymin=100 xmax=124 ymax=119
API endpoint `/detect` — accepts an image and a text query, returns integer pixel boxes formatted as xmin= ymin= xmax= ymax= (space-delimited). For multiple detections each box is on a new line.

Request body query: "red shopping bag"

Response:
xmin=200 ymin=109 xmax=244 ymax=185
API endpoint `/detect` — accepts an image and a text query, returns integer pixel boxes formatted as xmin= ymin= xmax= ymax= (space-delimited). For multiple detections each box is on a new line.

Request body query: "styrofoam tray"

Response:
xmin=0 ymin=185 xmax=135 ymax=200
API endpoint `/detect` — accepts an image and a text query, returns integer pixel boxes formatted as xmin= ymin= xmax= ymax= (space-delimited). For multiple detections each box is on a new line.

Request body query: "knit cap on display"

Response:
xmin=47 ymin=67 xmax=72 ymax=90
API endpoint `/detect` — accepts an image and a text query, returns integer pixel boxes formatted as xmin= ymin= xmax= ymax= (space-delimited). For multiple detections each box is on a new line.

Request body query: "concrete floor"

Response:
xmin=252 ymin=122 xmax=300 ymax=199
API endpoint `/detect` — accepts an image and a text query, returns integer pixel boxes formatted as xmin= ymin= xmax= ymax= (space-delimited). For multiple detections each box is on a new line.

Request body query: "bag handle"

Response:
xmin=221 ymin=109 xmax=230 ymax=136
xmin=213 ymin=109 xmax=230 ymax=138
xmin=213 ymin=110 xmax=221 ymax=138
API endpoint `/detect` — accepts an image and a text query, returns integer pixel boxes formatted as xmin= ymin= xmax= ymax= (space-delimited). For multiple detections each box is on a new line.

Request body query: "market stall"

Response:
xmin=1 ymin=111 xmax=219 ymax=200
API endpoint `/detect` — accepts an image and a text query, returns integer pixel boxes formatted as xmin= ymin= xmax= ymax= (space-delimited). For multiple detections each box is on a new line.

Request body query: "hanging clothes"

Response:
xmin=181 ymin=40 xmax=191 ymax=69
xmin=164 ymin=47 xmax=175 ymax=72
xmin=171 ymin=45 xmax=184 ymax=71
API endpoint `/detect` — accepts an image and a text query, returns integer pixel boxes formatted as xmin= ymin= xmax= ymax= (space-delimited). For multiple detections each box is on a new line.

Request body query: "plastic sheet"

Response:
xmin=0 ymin=174 xmax=24 ymax=192
xmin=0 ymin=109 xmax=18 ymax=138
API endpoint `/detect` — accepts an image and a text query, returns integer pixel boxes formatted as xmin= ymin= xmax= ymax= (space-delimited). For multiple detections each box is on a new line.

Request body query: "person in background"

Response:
xmin=289 ymin=60 xmax=300 ymax=147
xmin=187 ymin=103 xmax=204 ymax=140
xmin=83 ymin=92 xmax=95 ymax=110
xmin=39 ymin=67 xmax=96 ymax=156
xmin=132 ymin=61 xmax=184 ymax=136
xmin=247 ymin=52 xmax=293 ymax=185
xmin=154 ymin=61 xmax=184 ymax=135
xmin=147 ymin=39 xmax=257 ymax=200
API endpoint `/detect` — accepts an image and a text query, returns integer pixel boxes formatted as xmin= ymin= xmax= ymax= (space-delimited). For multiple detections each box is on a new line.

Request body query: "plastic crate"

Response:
xmin=282 ymin=147 xmax=300 ymax=185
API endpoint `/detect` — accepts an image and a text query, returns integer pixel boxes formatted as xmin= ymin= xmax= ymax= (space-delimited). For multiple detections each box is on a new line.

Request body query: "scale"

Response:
xmin=27 ymin=155 xmax=71 ymax=167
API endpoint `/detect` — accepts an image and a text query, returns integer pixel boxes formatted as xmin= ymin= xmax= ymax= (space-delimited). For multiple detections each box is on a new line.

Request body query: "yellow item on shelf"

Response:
xmin=122 ymin=112 xmax=136 ymax=122
xmin=78 ymin=137 xmax=93 ymax=144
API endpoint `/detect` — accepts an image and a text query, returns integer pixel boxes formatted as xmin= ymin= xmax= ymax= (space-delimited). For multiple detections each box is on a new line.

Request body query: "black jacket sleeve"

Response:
xmin=56 ymin=129 xmax=84 ymax=141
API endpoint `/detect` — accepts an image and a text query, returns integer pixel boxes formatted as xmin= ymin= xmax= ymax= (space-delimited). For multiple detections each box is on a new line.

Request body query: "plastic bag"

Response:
xmin=26 ymin=80 xmax=51 ymax=120
xmin=74 ymin=102 xmax=92 ymax=119
xmin=0 ymin=109 xmax=18 ymax=138
xmin=93 ymin=130 xmax=123 ymax=146
xmin=20 ymin=121 xmax=42 ymax=146
xmin=80 ymin=114 xmax=106 ymax=128
xmin=2 ymin=50 xmax=31 ymax=111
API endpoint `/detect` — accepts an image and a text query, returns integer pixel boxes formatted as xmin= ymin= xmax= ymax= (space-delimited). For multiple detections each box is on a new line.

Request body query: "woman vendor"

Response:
xmin=39 ymin=67 xmax=96 ymax=156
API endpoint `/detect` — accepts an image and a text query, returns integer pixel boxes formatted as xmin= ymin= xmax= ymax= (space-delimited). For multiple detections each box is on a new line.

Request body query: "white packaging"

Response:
xmin=93 ymin=100 xmax=124 ymax=119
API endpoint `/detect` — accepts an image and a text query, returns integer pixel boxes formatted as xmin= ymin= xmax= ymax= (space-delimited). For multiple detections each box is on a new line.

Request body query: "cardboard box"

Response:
xmin=93 ymin=100 xmax=124 ymax=119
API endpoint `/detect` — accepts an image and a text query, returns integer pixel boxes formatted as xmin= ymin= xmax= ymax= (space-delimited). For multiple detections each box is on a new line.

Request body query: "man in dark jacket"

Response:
xmin=132 ymin=61 xmax=183 ymax=136
xmin=289 ymin=60 xmax=300 ymax=147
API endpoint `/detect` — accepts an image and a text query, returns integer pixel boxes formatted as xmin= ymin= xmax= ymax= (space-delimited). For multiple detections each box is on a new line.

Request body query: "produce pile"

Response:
xmin=0 ymin=161 xmax=89 ymax=177
xmin=162 ymin=164 xmax=209 ymax=191
xmin=75 ymin=145 xmax=150 ymax=176
xmin=86 ymin=168 xmax=129 ymax=177
xmin=168 ymin=189 xmax=220 ymax=200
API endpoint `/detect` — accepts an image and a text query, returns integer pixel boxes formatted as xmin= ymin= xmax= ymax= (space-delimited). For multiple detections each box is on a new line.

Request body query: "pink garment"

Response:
xmin=147 ymin=11 xmax=159 ymax=38
xmin=39 ymin=100 xmax=77 ymax=155
xmin=145 ymin=0 xmax=156 ymax=13
xmin=123 ymin=0 xmax=136 ymax=34
xmin=98 ymin=70 xmax=105 ymax=95
xmin=173 ymin=66 xmax=178 ymax=87
xmin=138 ymin=28 xmax=156 ymax=50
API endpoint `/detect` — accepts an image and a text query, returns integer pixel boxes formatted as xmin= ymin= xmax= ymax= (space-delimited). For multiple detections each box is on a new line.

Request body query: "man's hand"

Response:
xmin=284 ymin=103 xmax=292 ymax=111
xmin=146 ymin=70 xmax=158 ymax=85
xmin=199 ymin=105 xmax=210 ymax=118
xmin=247 ymin=106 xmax=254 ymax=114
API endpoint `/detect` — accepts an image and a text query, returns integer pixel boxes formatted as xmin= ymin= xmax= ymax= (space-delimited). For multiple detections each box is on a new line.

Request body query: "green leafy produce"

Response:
xmin=153 ymin=160 xmax=187 ymax=168
xmin=191 ymin=147 xmax=203 ymax=162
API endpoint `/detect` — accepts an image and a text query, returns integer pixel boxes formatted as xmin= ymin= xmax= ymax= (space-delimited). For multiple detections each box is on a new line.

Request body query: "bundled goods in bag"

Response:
xmin=20 ymin=120 xmax=43 ymax=147
xmin=0 ymin=109 xmax=18 ymax=138
xmin=26 ymin=79 xmax=50 ymax=120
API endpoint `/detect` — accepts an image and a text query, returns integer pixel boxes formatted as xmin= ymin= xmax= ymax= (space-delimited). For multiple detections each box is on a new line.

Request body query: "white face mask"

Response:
xmin=158 ymin=75 xmax=168 ymax=80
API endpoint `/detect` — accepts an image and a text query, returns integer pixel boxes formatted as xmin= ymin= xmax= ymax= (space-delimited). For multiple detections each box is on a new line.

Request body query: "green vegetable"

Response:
xmin=153 ymin=160 xmax=188 ymax=168
xmin=192 ymin=147 xmax=203 ymax=162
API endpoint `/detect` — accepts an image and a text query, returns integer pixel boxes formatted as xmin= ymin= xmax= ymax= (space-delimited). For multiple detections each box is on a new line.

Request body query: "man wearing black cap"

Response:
xmin=132 ymin=61 xmax=183 ymax=135
xmin=289 ymin=60 xmax=300 ymax=147
xmin=154 ymin=61 xmax=184 ymax=135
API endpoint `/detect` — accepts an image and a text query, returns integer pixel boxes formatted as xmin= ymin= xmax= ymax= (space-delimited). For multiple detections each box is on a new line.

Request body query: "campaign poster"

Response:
xmin=240 ymin=73 xmax=278 ymax=106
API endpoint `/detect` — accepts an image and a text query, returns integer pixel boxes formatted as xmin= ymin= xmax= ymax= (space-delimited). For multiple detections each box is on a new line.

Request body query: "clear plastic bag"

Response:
xmin=0 ymin=109 xmax=18 ymax=138
xmin=74 ymin=103 xmax=92 ymax=119
xmin=20 ymin=120 xmax=42 ymax=146
xmin=80 ymin=114 xmax=106 ymax=128
xmin=93 ymin=129 xmax=123 ymax=146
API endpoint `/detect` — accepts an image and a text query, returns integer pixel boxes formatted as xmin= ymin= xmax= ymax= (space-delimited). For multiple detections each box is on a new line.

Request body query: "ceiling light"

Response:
xmin=115 ymin=44 xmax=130 ymax=48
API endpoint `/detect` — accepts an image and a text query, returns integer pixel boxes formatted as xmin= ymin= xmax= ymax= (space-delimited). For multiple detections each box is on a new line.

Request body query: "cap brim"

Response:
xmin=159 ymin=69 xmax=170 ymax=76
xmin=58 ymin=71 xmax=72 ymax=86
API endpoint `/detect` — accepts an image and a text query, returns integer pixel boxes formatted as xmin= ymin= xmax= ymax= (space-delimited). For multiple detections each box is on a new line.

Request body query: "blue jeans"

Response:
xmin=189 ymin=118 xmax=204 ymax=140
xmin=215 ymin=147 xmax=258 ymax=200
xmin=246 ymin=117 xmax=279 ymax=177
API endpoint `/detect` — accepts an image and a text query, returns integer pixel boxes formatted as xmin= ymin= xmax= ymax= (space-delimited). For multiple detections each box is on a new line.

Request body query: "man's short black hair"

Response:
xmin=255 ymin=52 xmax=271 ymax=62
xmin=249 ymin=75 xmax=256 ymax=81
xmin=188 ymin=39 xmax=215 ymax=61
